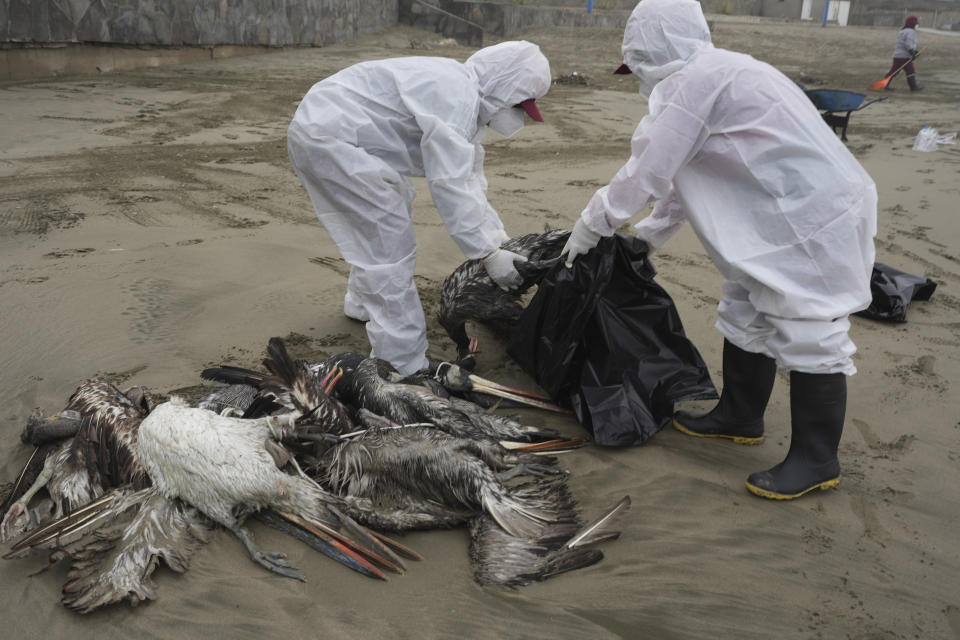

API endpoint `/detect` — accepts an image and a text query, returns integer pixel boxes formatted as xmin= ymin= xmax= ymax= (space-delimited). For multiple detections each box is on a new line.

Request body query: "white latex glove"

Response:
xmin=482 ymin=248 xmax=528 ymax=291
xmin=561 ymin=219 xmax=603 ymax=268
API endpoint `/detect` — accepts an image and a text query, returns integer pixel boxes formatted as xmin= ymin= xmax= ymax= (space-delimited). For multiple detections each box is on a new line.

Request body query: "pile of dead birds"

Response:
xmin=0 ymin=337 xmax=629 ymax=614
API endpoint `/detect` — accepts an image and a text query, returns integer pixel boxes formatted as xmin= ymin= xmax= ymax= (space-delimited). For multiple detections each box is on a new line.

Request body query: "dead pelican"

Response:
xmin=316 ymin=410 xmax=566 ymax=538
xmin=438 ymin=229 xmax=570 ymax=362
xmin=131 ymin=398 xmax=349 ymax=579
xmin=343 ymin=357 xmax=562 ymax=443
xmin=313 ymin=410 xmax=628 ymax=585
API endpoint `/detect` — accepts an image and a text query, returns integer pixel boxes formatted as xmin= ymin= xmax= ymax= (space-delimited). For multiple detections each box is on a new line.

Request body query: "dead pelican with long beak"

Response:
xmin=438 ymin=229 xmax=570 ymax=365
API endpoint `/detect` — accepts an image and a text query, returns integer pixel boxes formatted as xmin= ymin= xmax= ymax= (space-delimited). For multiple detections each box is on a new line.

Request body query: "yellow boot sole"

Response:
xmin=672 ymin=419 xmax=764 ymax=445
xmin=745 ymin=476 xmax=840 ymax=500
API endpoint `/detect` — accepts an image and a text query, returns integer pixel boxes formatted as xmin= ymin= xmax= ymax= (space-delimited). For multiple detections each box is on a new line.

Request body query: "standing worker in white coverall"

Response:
xmin=288 ymin=41 xmax=551 ymax=375
xmin=561 ymin=0 xmax=877 ymax=500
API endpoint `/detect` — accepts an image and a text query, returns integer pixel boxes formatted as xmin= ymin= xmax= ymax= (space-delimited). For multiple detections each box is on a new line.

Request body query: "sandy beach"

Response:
xmin=2 ymin=18 xmax=960 ymax=639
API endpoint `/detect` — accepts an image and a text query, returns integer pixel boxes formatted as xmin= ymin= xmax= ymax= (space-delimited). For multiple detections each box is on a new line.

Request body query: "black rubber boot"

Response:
xmin=745 ymin=372 xmax=846 ymax=500
xmin=672 ymin=340 xmax=777 ymax=445
xmin=907 ymin=74 xmax=923 ymax=91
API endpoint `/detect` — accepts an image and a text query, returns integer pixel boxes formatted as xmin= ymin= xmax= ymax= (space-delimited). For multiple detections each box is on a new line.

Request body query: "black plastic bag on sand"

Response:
xmin=507 ymin=234 xmax=717 ymax=447
xmin=855 ymin=262 xmax=937 ymax=323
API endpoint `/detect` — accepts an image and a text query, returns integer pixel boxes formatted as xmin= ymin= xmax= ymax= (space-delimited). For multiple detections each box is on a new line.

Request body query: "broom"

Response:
xmin=871 ymin=45 xmax=929 ymax=91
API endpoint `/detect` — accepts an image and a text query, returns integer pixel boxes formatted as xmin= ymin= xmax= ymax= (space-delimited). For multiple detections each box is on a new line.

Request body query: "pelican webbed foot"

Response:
xmin=1 ymin=501 xmax=32 ymax=543
xmin=2 ymin=499 xmax=54 ymax=542
xmin=229 ymin=523 xmax=305 ymax=582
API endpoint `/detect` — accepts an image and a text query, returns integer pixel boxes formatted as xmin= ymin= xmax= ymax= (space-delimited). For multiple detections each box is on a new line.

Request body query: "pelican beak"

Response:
xmin=467 ymin=375 xmax=568 ymax=412
xmin=320 ymin=367 xmax=343 ymax=395
xmin=367 ymin=528 xmax=423 ymax=561
xmin=266 ymin=510 xmax=396 ymax=580
xmin=436 ymin=363 xmax=569 ymax=413
xmin=325 ymin=505 xmax=409 ymax=573
xmin=499 ymin=437 xmax=588 ymax=453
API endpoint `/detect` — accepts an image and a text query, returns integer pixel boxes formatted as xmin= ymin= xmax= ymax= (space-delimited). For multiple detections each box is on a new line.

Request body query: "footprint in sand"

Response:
xmin=851 ymin=418 xmax=916 ymax=461
xmin=945 ymin=605 xmax=960 ymax=638
xmin=308 ymin=256 xmax=351 ymax=276
xmin=43 ymin=248 xmax=95 ymax=259
xmin=800 ymin=525 xmax=834 ymax=555
xmin=121 ymin=278 xmax=173 ymax=345
xmin=848 ymin=494 xmax=891 ymax=548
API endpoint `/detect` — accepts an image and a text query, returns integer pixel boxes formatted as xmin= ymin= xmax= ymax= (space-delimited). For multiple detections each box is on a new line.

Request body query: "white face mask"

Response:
xmin=488 ymin=107 xmax=525 ymax=138
xmin=636 ymin=74 xmax=656 ymax=101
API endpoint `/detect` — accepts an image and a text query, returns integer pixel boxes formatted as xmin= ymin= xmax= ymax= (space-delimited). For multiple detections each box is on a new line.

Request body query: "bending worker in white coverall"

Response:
xmin=288 ymin=41 xmax=551 ymax=375
xmin=561 ymin=0 xmax=877 ymax=500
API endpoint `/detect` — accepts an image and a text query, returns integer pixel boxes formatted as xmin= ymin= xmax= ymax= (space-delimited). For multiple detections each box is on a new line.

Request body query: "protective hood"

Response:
xmin=620 ymin=0 xmax=712 ymax=99
xmin=465 ymin=41 xmax=552 ymax=131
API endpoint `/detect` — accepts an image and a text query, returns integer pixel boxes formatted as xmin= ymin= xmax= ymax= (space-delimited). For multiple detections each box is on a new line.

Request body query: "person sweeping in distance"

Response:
xmin=288 ymin=42 xmax=551 ymax=376
xmin=884 ymin=15 xmax=923 ymax=91
xmin=561 ymin=0 xmax=877 ymax=500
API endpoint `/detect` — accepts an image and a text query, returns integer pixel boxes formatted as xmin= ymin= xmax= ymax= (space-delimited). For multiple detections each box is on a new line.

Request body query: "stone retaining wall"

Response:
xmin=398 ymin=0 xmax=764 ymax=46
xmin=398 ymin=0 xmax=630 ymax=46
xmin=0 ymin=0 xmax=398 ymax=46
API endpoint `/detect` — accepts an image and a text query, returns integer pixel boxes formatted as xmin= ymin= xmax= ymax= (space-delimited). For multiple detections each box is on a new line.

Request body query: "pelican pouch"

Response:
xmin=854 ymin=262 xmax=937 ymax=323
xmin=507 ymin=234 xmax=717 ymax=446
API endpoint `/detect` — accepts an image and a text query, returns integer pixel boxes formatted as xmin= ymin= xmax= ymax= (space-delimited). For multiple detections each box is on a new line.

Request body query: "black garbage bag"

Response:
xmin=854 ymin=262 xmax=937 ymax=323
xmin=507 ymin=234 xmax=717 ymax=446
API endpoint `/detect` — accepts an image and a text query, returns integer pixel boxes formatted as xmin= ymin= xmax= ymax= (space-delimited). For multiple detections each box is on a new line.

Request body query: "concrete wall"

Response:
xmin=399 ymin=0 xmax=631 ymax=45
xmin=848 ymin=7 xmax=960 ymax=28
xmin=0 ymin=0 xmax=398 ymax=46
xmin=761 ymin=0 xmax=802 ymax=19
xmin=398 ymin=0 xmax=766 ymax=46
xmin=699 ymin=0 xmax=763 ymax=16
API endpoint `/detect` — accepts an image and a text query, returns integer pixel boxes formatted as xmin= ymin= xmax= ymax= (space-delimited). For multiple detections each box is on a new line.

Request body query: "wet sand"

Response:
xmin=2 ymin=20 xmax=960 ymax=639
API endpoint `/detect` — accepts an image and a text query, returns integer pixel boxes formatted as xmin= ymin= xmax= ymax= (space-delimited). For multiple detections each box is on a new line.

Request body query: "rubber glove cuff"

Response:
xmin=482 ymin=248 xmax=528 ymax=291
xmin=562 ymin=219 xmax=603 ymax=268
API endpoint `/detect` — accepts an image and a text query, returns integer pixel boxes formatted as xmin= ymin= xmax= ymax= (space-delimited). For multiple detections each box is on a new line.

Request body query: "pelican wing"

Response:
xmin=469 ymin=513 xmax=601 ymax=587
xmin=195 ymin=383 xmax=260 ymax=415
xmin=200 ymin=364 xmax=268 ymax=387
xmin=60 ymin=490 xmax=213 ymax=614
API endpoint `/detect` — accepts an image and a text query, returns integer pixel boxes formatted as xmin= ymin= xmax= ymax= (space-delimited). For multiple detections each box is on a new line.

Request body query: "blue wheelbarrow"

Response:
xmin=801 ymin=88 xmax=887 ymax=142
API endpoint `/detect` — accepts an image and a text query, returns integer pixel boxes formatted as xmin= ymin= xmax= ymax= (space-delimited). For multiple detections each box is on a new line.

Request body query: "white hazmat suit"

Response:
xmin=288 ymin=42 xmax=551 ymax=375
xmin=568 ymin=0 xmax=876 ymax=375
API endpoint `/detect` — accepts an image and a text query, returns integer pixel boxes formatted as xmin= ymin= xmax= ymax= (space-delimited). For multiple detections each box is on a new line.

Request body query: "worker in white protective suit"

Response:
xmin=560 ymin=0 xmax=877 ymax=500
xmin=288 ymin=41 xmax=551 ymax=375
